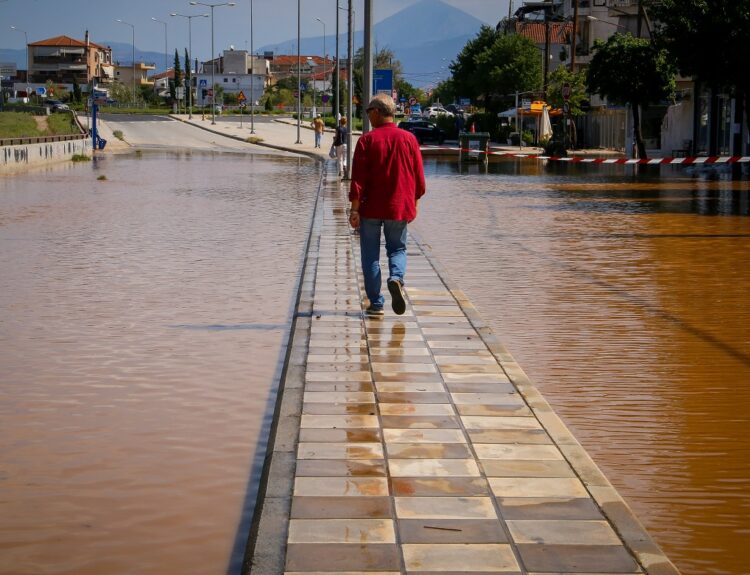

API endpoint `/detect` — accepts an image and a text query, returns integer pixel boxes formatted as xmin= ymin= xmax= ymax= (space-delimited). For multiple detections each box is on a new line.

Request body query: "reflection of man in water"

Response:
xmin=348 ymin=93 xmax=426 ymax=317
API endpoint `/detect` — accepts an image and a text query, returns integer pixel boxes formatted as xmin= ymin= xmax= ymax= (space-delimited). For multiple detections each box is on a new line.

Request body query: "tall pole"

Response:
xmin=296 ymin=0 xmax=302 ymax=143
xmin=335 ymin=4 xmax=340 ymax=120
xmin=9 ymin=26 xmax=29 ymax=99
xmin=250 ymin=0 xmax=255 ymax=133
xmin=116 ymin=20 xmax=136 ymax=102
xmin=315 ymin=18 xmax=325 ymax=116
xmin=363 ymin=0 xmax=372 ymax=133
xmin=570 ymin=0 xmax=579 ymax=71
xmin=151 ymin=18 xmax=168 ymax=73
xmin=172 ymin=13 xmax=209 ymax=119
xmin=191 ymin=2 xmax=236 ymax=125
xmin=345 ymin=0 xmax=353 ymax=179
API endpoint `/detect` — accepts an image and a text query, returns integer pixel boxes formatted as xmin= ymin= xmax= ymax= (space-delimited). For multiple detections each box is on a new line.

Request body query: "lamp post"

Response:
xmin=586 ymin=15 xmax=628 ymax=30
xmin=190 ymin=1 xmax=236 ymax=125
xmin=315 ymin=17 xmax=325 ymax=116
xmin=151 ymin=17 xmax=168 ymax=74
xmin=171 ymin=13 xmax=209 ymax=119
xmin=335 ymin=4 xmax=340 ymax=120
xmin=249 ymin=0 xmax=255 ymax=133
xmin=9 ymin=26 xmax=29 ymax=99
xmin=295 ymin=0 xmax=302 ymax=144
xmin=115 ymin=19 xmax=136 ymax=102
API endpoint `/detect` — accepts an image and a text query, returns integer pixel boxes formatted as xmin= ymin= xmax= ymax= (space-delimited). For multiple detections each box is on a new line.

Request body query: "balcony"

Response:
xmin=607 ymin=0 xmax=638 ymax=15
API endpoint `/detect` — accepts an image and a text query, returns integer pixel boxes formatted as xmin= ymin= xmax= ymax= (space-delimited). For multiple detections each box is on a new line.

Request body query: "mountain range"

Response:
xmin=1 ymin=0 xmax=493 ymax=89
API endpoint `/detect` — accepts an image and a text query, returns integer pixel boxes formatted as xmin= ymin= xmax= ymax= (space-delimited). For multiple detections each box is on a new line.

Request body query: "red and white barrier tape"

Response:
xmin=422 ymin=144 xmax=750 ymax=165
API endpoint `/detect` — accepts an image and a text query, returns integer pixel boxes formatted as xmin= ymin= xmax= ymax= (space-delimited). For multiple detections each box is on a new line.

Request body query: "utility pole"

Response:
xmin=363 ymin=0 xmax=372 ymax=133
xmin=345 ymin=0 xmax=353 ymax=179
xmin=570 ymin=0 xmax=579 ymax=71
xmin=543 ymin=6 xmax=550 ymax=101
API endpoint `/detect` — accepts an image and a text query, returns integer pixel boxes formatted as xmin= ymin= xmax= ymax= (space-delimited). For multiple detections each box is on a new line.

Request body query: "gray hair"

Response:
xmin=367 ymin=93 xmax=396 ymax=117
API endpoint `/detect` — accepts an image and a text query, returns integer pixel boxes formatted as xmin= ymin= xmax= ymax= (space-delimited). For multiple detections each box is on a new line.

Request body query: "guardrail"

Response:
xmin=0 ymin=133 xmax=87 ymax=147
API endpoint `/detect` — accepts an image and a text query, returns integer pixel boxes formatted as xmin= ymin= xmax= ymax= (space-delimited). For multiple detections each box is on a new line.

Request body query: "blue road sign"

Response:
xmin=199 ymin=79 xmax=207 ymax=87
xmin=373 ymin=69 xmax=393 ymax=94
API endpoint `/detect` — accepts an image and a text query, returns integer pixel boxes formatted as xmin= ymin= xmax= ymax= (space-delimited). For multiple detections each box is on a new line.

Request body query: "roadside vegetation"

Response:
xmin=0 ymin=111 xmax=79 ymax=138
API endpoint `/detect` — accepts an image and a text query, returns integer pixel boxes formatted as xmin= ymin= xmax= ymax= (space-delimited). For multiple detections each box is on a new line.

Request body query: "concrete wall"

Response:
xmin=1 ymin=137 xmax=91 ymax=173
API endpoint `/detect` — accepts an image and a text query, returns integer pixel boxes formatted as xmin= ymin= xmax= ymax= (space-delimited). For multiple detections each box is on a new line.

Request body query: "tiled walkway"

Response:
xmin=246 ymin=162 xmax=678 ymax=575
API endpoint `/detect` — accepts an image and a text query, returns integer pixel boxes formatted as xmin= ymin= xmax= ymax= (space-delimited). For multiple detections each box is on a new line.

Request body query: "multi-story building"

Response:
xmin=21 ymin=32 xmax=113 ymax=95
xmin=196 ymin=49 xmax=269 ymax=106
xmin=113 ymin=61 xmax=156 ymax=91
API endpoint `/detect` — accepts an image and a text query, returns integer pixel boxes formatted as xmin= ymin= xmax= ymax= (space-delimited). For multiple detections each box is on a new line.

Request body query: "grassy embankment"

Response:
xmin=0 ymin=111 xmax=79 ymax=138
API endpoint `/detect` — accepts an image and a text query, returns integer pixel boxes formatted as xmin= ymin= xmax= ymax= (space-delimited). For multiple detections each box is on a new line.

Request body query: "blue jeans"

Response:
xmin=314 ymin=132 xmax=322 ymax=147
xmin=359 ymin=218 xmax=408 ymax=309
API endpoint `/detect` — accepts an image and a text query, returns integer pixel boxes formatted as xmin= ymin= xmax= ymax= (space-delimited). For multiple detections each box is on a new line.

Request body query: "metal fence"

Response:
xmin=577 ymin=108 xmax=627 ymax=152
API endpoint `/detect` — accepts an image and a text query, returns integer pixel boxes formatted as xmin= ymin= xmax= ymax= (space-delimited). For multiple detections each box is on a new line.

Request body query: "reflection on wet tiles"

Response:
xmin=302 ymin=403 xmax=377 ymax=415
xmin=507 ymin=519 xmax=621 ymax=545
xmin=383 ymin=428 xmax=466 ymax=444
xmin=474 ymin=444 xmax=563 ymax=461
xmin=290 ymin=496 xmax=393 ymax=519
xmin=457 ymin=404 xmax=533 ymax=417
xmin=303 ymin=391 xmax=376 ymax=404
xmin=300 ymin=414 xmax=379 ymax=428
xmin=371 ymin=363 xmax=437 ymax=373
xmin=294 ymin=476 xmax=389 ymax=496
xmin=391 ymin=477 xmax=490 ymax=497
xmin=395 ymin=496 xmax=497 ymax=519
xmin=489 ymin=477 xmax=589 ymax=498
xmin=305 ymin=372 xmax=372 ymax=382
xmin=304 ymin=382 xmax=374 ymax=392
xmin=496 ymin=497 xmax=604 ymax=520
xmin=285 ymin=543 xmax=400 ymax=572
xmin=298 ymin=428 xmax=382 ymax=443
xmin=467 ymin=429 xmax=551 ymax=444
xmin=438 ymin=364 xmax=506 ymax=374
xmin=379 ymin=403 xmax=454 ymax=416
xmin=389 ymin=458 xmax=481 ymax=477
xmin=442 ymin=373 xmax=510 ymax=383
xmin=481 ymin=460 xmax=576 ymax=478
xmin=288 ymin=518 xmax=396 ymax=543
xmin=295 ymin=459 xmax=386 ymax=477
xmin=378 ymin=392 xmax=450 ymax=404
xmin=381 ymin=415 xmax=460 ymax=429
xmin=461 ymin=416 xmax=541 ymax=430
xmin=386 ymin=443 xmax=472 ymax=459
xmin=373 ymin=373 xmax=443 ymax=383
xmin=297 ymin=442 xmax=384 ymax=460
xmin=398 ymin=519 xmax=507 ymax=544
xmin=401 ymin=543 xmax=519 ymax=572
xmin=515 ymin=543 xmax=639 ymax=573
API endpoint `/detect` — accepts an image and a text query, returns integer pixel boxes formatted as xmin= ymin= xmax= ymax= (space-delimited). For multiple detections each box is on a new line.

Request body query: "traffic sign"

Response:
xmin=238 ymin=90 xmax=246 ymax=101
xmin=409 ymin=97 xmax=417 ymax=106
xmin=36 ymin=87 xmax=46 ymax=96
xmin=562 ymin=82 xmax=571 ymax=101
xmin=199 ymin=79 xmax=207 ymax=87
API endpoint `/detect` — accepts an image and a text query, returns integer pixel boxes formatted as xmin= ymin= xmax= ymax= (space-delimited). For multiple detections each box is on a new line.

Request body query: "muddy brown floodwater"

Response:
xmin=413 ymin=159 xmax=750 ymax=575
xmin=0 ymin=151 xmax=320 ymax=575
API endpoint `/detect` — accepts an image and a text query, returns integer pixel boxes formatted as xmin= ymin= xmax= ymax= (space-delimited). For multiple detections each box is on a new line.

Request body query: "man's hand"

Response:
xmin=348 ymin=210 xmax=360 ymax=229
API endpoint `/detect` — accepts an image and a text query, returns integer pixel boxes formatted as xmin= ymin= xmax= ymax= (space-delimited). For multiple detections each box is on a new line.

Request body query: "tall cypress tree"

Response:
xmin=171 ymin=49 xmax=182 ymax=101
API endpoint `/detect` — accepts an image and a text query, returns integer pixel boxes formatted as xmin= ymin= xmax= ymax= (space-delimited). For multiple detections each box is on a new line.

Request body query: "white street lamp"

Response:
xmin=249 ymin=0 xmax=255 ymax=133
xmin=151 ymin=17 xmax=168 ymax=73
xmin=315 ymin=17 xmax=326 ymax=116
xmin=9 ymin=26 xmax=29 ymax=99
xmin=295 ymin=0 xmax=302 ymax=143
xmin=190 ymin=1 xmax=236 ymax=125
xmin=171 ymin=12 xmax=209 ymax=119
xmin=115 ymin=19 xmax=136 ymax=102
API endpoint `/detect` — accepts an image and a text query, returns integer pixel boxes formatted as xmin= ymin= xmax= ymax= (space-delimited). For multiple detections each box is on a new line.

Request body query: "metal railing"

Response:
xmin=0 ymin=133 xmax=87 ymax=147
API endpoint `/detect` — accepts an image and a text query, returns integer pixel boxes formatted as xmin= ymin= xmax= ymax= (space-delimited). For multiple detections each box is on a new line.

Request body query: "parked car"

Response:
xmin=422 ymin=105 xmax=453 ymax=119
xmin=445 ymin=104 xmax=465 ymax=117
xmin=398 ymin=119 xmax=446 ymax=145
xmin=45 ymin=99 xmax=70 ymax=112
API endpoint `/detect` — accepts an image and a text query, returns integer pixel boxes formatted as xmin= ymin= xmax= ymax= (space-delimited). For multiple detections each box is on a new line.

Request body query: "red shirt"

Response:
xmin=349 ymin=122 xmax=426 ymax=221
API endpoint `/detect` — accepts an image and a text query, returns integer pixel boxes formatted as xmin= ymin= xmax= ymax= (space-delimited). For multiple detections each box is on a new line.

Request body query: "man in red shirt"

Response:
xmin=348 ymin=94 xmax=426 ymax=316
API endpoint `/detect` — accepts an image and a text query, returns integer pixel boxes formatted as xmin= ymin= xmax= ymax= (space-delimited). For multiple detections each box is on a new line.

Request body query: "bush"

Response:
xmin=434 ymin=115 xmax=458 ymax=139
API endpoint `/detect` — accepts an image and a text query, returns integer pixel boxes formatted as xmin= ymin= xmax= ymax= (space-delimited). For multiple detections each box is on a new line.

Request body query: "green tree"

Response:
xmin=546 ymin=66 xmax=586 ymax=149
xmin=170 ymin=49 xmax=182 ymax=101
xmin=72 ymin=78 xmax=82 ymax=103
xmin=431 ymin=78 xmax=456 ymax=106
xmin=647 ymin=0 xmax=750 ymax=156
xmin=451 ymin=26 xmax=542 ymax=112
xmin=183 ymin=48 xmax=191 ymax=106
xmin=352 ymin=47 xmax=405 ymax=117
xmin=587 ymin=32 xmax=675 ymax=159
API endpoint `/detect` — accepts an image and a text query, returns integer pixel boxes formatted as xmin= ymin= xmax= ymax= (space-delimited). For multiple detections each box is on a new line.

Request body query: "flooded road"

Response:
xmin=0 ymin=150 xmax=319 ymax=575
xmin=413 ymin=159 xmax=750 ymax=575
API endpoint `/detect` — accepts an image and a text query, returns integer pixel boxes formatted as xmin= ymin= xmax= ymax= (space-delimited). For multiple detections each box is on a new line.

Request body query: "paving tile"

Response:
xmin=442 ymin=373 xmax=510 ymax=384
xmin=305 ymin=371 xmax=372 ymax=382
xmin=457 ymin=404 xmax=533 ymax=417
xmin=433 ymin=354 xmax=496 ymax=363
xmin=290 ymin=496 xmax=393 ymax=519
xmin=294 ymin=476 xmax=389 ymax=497
xmin=374 ymin=372 xmax=444 ymax=383
xmin=438 ymin=364 xmax=506 ymax=374
xmin=306 ymin=362 xmax=372 ymax=372
xmin=300 ymin=414 xmax=379 ymax=428
xmin=379 ymin=403 xmax=455 ymax=416
xmin=481 ymin=460 xmax=576 ymax=478
xmin=391 ymin=477 xmax=489 ymax=497
xmin=295 ymin=459 xmax=387 ymax=477
xmin=375 ymin=382 xmax=446 ymax=392
xmin=497 ymin=497 xmax=604 ymax=520
xmin=286 ymin=543 xmax=400 ymax=572
xmin=451 ymin=393 xmax=524 ymax=405
xmin=395 ymin=496 xmax=497 ymax=519
xmin=302 ymin=403 xmax=377 ymax=415
xmin=467 ymin=429 xmax=551 ymax=444
xmin=446 ymin=382 xmax=516 ymax=393
xmin=380 ymin=415 xmax=460 ymax=429
xmin=288 ymin=519 xmax=396 ymax=543
xmin=307 ymin=354 xmax=370 ymax=363
xmin=398 ymin=519 xmax=507 ymax=544
xmin=297 ymin=442 xmax=384 ymax=460
xmin=303 ymin=391 xmax=376 ymax=404
xmin=515 ymin=544 xmax=639 ymax=573
xmin=378 ymin=392 xmax=450 ymax=404
xmin=474 ymin=444 xmax=564 ymax=461
xmin=298 ymin=428 xmax=382 ymax=443
xmin=371 ymin=362 xmax=437 ymax=373
xmin=489 ymin=478 xmax=589 ymax=498
xmin=305 ymin=382 xmax=374 ymax=392
xmin=461 ymin=416 xmax=541 ymax=430
xmin=383 ymin=429 xmax=466 ymax=444
xmin=389 ymin=458 xmax=481 ymax=477
xmin=386 ymin=443 xmax=473 ymax=459
xmin=402 ymin=543 xmax=519 ymax=572
xmin=507 ymin=520 xmax=621 ymax=545
xmin=428 ymin=340 xmax=487 ymax=350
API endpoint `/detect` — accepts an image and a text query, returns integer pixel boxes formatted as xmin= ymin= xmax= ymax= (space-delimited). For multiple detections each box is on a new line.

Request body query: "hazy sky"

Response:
xmin=2 ymin=0 xmax=509 ymax=58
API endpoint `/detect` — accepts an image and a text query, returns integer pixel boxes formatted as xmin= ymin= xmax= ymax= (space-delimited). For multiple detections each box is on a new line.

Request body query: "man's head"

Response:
xmin=366 ymin=93 xmax=396 ymax=127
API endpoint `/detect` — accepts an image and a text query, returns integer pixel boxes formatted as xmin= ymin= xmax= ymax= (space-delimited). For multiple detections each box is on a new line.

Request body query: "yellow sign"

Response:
xmin=238 ymin=90 xmax=246 ymax=101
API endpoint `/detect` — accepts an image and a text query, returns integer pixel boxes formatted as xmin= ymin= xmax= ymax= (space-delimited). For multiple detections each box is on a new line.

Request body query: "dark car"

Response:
xmin=398 ymin=119 xmax=446 ymax=145
xmin=445 ymin=104 xmax=465 ymax=117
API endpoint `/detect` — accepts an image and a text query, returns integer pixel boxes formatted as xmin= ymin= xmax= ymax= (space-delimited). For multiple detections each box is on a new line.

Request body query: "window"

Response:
xmin=232 ymin=77 xmax=236 ymax=83
xmin=223 ymin=77 xmax=228 ymax=83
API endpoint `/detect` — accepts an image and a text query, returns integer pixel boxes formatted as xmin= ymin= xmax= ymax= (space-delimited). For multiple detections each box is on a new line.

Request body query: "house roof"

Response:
xmin=29 ymin=35 xmax=110 ymax=51
xmin=516 ymin=21 xmax=572 ymax=44
xmin=151 ymin=69 xmax=175 ymax=81
xmin=271 ymin=55 xmax=332 ymax=67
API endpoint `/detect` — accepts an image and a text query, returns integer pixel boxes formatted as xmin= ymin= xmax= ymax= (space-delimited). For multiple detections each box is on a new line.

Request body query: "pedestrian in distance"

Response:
xmin=312 ymin=114 xmax=325 ymax=148
xmin=348 ymin=93 xmax=426 ymax=317
xmin=334 ymin=117 xmax=348 ymax=177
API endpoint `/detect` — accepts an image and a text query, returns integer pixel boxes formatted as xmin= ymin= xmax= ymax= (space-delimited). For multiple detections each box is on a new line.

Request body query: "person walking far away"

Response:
xmin=348 ymin=93 xmax=426 ymax=317
xmin=312 ymin=114 xmax=325 ymax=148
xmin=334 ymin=117 xmax=348 ymax=177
